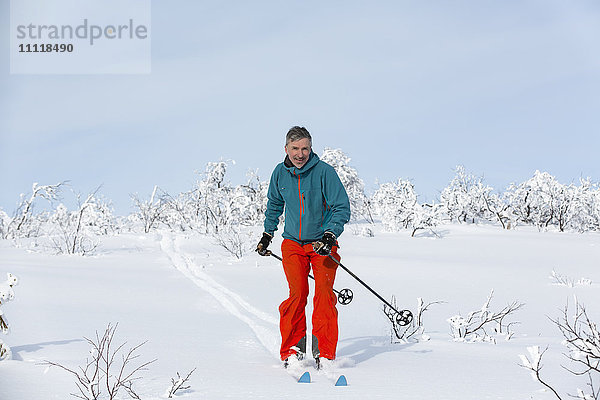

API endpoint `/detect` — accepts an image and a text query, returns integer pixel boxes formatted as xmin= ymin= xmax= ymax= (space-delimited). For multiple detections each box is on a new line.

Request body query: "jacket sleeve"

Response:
xmin=263 ymin=166 xmax=285 ymax=236
xmin=322 ymin=165 xmax=351 ymax=238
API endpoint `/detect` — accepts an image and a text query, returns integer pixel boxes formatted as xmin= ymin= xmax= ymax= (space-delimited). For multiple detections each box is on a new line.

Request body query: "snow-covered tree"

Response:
xmin=131 ymin=185 xmax=170 ymax=233
xmin=48 ymin=188 xmax=107 ymax=255
xmin=81 ymin=194 xmax=117 ymax=236
xmin=439 ymin=166 xmax=477 ymax=223
xmin=564 ymin=178 xmax=600 ymax=233
xmin=155 ymin=190 xmax=195 ymax=233
xmin=0 ymin=209 xmax=10 ymax=240
xmin=371 ymin=178 xmax=441 ymax=236
xmin=228 ymin=169 xmax=268 ymax=228
xmin=592 ymin=186 xmax=600 ymax=230
xmin=439 ymin=166 xmax=506 ymax=225
xmin=128 ymin=161 xmax=267 ymax=248
xmin=372 ymin=178 xmax=418 ymax=232
xmin=187 ymin=161 xmax=267 ymax=233
xmin=192 ymin=161 xmax=232 ymax=234
xmin=130 ymin=161 xmax=266 ymax=257
xmin=211 ymin=169 xmax=267 ymax=258
xmin=483 ymin=189 xmax=512 ymax=229
xmin=504 ymin=171 xmax=573 ymax=231
xmin=409 ymin=202 xmax=444 ymax=237
xmin=3 ymin=182 xmax=65 ymax=239
xmin=321 ymin=148 xmax=374 ymax=223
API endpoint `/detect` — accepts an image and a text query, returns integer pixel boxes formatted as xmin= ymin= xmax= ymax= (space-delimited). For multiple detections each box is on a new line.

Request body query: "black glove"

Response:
xmin=313 ymin=232 xmax=336 ymax=256
xmin=256 ymin=232 xmax=273 ymax=256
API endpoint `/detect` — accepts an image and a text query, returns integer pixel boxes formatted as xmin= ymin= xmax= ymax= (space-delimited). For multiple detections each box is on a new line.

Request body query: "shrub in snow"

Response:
xmin=372 ymin=178 xmax=417 ymax=232
xmin=553 ymin=299 xmax=600 ymax=379
xmin=0 ymin=183 xmax=120 ymax=254
xmin=518 ymin=346 xmax=563 ymax=399
xmin=440 ymin=166 xmax=510 ymax=227
xmin=44 ymin=323 xmax=156 ymax=400
xmin=80 ymin=194 xmax=118 ymax=236
xmin=228 ymin=169 xmax=268 ymax=228
xmin=410 ymin=202 xmax=444 ymax=237
xmin=321 ymin=148 xmax=374 ymax=223
xmin=0 ymin=209 xmax=10 ymax=239
xmin=159 ymin=160 xmax=267 ymax=234
xmin=351 ymin=225 xmax=375 ymax=237
xmin=520 ymin=298 xmax=600 ymax=400
xmin=591 ymin=186 xmax=600 ymax=231
xmin=502 ymin=171 xmax=600 ymax=232
xmin=550 ymin=270 xmax=593 ymax=288
xmin=550 ymin=269 xmax=575 ymax=288
xmin=192 ymin=160 xmax=233 ymax=234
xmin=131 ymin=185 xmax=170 ymax=233
xmin=447 ymin=290 xmax=524 ymax=343
xmin=212 ymin=226 xmax=254 ymax=259
xmin=48 ymin=188 xmax=111 ymax=255
xmin=166 ymin=368 xmax=196 ymax=398
xmin=386 ymin=297 xmax=444 ymax=343
xmin=0 ymin=273 xmax=18 ymax=361
xmin=191 ymin=163 xmax=267 ymax=258
xmin=440 ymin=165 xmax=481 ymax=224
xmin=129 ymin=162 xmax=268 ymax=256
xmin=0 ymin=339 xmax=9 ymax=361
xmin=2 ymin=182 xmax=64 ymax=240
xmin=502 ymin=170 xmax=598 ymax=232
xmin=0 ymin=184 xmax=115 ymax=255
xmin=372 ymin=179 xmax=442 ymax=236
xmin=368 ymin=166 xmax=600 ymax=234
xmin=565 ymin=178 xmax=600 ymax=233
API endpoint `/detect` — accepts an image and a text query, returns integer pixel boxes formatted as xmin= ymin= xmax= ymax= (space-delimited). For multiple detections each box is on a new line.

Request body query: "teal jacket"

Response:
xmin=264 ymin=152 xmax=351 ymax=243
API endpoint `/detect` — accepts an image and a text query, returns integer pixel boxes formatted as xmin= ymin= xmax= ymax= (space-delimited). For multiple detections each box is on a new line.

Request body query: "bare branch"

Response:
xmin=448 ymin=290 xmax=524 ymax=342
xmin=519 ymin=346 xmax=563 ymax=400
xmin=385 ymin=297 xmax=444 ymax=342
xmin=42 ymin=323 xmax=155 ymax=400
xmin=166 ymin=368 xmax=197 ymax=398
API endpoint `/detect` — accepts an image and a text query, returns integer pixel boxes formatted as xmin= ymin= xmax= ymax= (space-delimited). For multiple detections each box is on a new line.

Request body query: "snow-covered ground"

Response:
xmin=1 ymin=224 xmax=599 ymax=399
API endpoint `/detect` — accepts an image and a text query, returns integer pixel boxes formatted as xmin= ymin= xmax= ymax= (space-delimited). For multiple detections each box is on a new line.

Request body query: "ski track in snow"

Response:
xmin=159 ymin=232 xmax=280 ymax=359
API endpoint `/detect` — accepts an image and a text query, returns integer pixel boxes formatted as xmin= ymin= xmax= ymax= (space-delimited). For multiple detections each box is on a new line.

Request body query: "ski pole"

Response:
xmin=266 ymin=251 xmax=353 ymax=305
xmin=325 ymin=254 xmax=413 ymax=326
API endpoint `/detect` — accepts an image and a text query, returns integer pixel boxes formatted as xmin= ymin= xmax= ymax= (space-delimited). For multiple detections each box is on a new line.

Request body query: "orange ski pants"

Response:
xmin=279 ymin=239 xmax=340 ymax=361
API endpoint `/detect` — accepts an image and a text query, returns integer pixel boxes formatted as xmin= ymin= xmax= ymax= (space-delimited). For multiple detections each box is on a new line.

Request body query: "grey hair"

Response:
xmin=285 ymin=126 xmax=312 ymax=146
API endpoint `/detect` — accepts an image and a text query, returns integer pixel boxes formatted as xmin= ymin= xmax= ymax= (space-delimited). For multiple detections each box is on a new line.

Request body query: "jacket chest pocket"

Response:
xmin=301 ymin=189 xmax=322 ymax=216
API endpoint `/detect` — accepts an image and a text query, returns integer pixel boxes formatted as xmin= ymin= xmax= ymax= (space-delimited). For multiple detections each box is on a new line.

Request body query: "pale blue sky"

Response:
xmin=1 ymin=1 xmax=599 ymax=215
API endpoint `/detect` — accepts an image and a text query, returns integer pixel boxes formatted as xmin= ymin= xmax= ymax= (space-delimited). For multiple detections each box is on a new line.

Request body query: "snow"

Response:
xmin=1 ymin=223 xmax=599 ymax=399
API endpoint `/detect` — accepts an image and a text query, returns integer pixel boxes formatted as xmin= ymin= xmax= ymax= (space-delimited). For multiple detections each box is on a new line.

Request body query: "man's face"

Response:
xmin=285 ymin=138 xmax=311 ymax=169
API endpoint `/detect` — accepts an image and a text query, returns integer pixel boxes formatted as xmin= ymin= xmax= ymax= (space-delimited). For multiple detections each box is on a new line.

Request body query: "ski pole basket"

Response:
xmin=326 ymin=254 xmax=414 ymax=328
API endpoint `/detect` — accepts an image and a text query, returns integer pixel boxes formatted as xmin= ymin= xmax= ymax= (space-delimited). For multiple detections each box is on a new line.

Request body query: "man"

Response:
xmin=256 ymin=126 xmax=351 ymax=369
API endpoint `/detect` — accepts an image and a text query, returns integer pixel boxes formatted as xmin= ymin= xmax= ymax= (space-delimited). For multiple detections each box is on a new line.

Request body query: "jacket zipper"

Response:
xmin=297 ymin=174 xmax=303 ymax=240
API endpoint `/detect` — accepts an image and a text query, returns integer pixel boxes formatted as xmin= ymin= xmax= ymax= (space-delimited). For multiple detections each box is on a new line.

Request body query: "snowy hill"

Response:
xmin=1 ymin=224 xmax=599 ymax=399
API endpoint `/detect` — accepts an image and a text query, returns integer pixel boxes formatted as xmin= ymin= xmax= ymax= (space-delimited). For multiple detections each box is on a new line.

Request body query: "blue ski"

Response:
xmin=298 ymin=371 xmax=311 ymax=383
xmin=335 ymin=375 xmax=348 ymax=386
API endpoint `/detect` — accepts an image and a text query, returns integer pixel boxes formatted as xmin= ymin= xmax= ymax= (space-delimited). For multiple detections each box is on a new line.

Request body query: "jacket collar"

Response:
xmin=283 ymin=151 xmax=319 ymax=175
